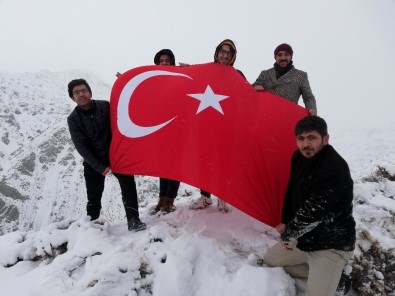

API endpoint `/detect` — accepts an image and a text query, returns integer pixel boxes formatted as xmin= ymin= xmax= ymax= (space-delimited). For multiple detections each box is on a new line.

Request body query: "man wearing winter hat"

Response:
xmin=154 ymin=48 xmax=175 ymax=66
xmin=192 ymin=39 xmax=246 ymax=213
xmin=116 ymin=49 xmax=176 ymax=77
xmin=252 ymin=43 xmax=317 ymax=115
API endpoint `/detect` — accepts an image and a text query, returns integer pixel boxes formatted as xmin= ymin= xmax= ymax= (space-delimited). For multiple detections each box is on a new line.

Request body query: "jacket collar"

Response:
xmin=269 ymin=65 xmax=296 ymax=83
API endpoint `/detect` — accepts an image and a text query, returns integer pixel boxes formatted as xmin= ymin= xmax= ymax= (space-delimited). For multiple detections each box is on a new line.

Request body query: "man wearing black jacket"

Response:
xmin=264 ymin=116 xmax=355 ymax=295
xmin=67 ymin=79 xmax=146 ymax=231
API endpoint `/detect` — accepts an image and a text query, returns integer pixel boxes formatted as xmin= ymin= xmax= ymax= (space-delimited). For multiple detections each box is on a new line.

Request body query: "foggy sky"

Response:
xmin=1 ymin=0 xmax=394 ymax=130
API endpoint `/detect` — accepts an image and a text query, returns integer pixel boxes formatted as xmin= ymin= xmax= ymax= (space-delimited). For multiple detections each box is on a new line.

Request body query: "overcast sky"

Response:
xmin=1 ymin=0 xmax=394 ymax=130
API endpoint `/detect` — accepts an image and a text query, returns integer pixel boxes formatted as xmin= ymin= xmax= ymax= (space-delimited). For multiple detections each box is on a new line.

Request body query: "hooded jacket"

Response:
xmin=214 ymin=39 xmax=246 ymax=79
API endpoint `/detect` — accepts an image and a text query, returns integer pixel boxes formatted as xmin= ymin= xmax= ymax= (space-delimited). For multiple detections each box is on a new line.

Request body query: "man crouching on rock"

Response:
xmin=264 ymin=116 xmax=355 ymax=295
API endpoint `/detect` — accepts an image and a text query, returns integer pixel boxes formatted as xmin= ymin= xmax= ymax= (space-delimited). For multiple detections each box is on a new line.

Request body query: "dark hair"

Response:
xmin=295 ymin=116 xmax=328 ymax=137
xmin=154 ymin=49 xmax=176 ymax=66
xmin=68 ymin=79 xmax=92 ymax=98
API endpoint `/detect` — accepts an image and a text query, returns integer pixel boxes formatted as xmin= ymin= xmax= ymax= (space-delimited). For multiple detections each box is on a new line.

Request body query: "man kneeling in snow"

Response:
xmin=264 ymin=116 xmax=355 ymax=295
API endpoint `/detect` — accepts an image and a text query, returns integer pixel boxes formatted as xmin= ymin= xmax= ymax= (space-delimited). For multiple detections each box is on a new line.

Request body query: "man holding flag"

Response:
xmin=264 ymin=116 xmax=355 ymax=295
xmin=252 ymin=43 xmax=317 ymax=116
xmin=67 ymin=79 xmax=146 ymax=231
xmin=191 ymin=38 xmax=246 ymax=213
xmin=150 ymin=48 xmax=182 ymax=215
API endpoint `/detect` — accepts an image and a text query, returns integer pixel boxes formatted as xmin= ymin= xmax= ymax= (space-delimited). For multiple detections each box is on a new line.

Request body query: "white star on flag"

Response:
xmin=187 ymin=85 xmax=229 ymax=115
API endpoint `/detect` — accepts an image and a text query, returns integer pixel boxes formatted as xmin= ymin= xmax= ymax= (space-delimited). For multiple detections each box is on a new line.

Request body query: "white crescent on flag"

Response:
xmin=117 ymin=70 xmax=192 ymax=138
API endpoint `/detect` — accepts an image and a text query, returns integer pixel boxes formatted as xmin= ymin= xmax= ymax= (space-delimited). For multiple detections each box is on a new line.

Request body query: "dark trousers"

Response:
xmin=159 ymin=178 xmax=180 ymax=199
xmin=83 ymin=163 xmax=139 ymax=221
xmin=200 ymin=189 xmax=211 ymax=198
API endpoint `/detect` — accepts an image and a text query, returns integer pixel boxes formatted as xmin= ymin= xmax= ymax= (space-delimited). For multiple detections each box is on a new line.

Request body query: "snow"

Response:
xmin=1 ymin=70 xmax=395 ymax=295
xmin=1 ymin=162 xmax=395 ymax=295
xmin=0 ymin=202 xmax=295 ymax=296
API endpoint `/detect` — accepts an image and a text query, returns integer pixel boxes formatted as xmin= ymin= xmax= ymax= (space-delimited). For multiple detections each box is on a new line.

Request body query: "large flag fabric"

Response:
xmin=110 ymin=63 xmax=308 ymax=227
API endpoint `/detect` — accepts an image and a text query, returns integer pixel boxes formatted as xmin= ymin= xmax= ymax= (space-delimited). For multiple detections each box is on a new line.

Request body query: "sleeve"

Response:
xmin=67 ymin=114 xmax=107 ymax=174
xmin=281 ymin=165 xmax=347 ymax=244
xmin=236 ymin=69 xmax=247 ymax=80
xmin=251 ymin=71 xmax=266 ymax=87
xmin=300 ymin=72 xmax=317 ymax=111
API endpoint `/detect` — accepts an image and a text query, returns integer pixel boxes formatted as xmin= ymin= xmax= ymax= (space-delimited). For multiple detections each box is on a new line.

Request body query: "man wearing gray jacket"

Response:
xmin=252 ymin=43 xmax=317 ymax=115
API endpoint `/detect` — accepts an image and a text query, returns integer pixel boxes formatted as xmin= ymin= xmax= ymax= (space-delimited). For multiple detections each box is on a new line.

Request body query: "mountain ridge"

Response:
xmin=0 ymin=70 xmax=113 ymax=234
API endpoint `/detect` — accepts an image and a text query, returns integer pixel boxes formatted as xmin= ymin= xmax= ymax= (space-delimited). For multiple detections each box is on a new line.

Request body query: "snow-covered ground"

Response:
xmin=0 ymin=189 xmax=295 ymax=296
xmin=0 ymin=71 xmax=394 ymax=295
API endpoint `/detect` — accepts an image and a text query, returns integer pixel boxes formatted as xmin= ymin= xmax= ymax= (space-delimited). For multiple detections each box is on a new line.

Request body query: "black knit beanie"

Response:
xmin=274 ymin=43 xmax=293 ymax=58
xmin=154 ymin=49 xmax=176 ymax=65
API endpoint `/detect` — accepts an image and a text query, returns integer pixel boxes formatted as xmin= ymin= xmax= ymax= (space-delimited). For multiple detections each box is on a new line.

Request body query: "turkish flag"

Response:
xmin=110 ymin=63 xmax=308 ymax=227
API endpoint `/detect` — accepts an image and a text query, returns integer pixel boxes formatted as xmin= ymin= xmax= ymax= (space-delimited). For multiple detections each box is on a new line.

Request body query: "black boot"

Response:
xmin=161 ymin=197 xmax=176 ymax=214
xmin=151 ymin=196 xmax=165 ymax=215
xmin=128 ymin=217 xmax=147 ymax=232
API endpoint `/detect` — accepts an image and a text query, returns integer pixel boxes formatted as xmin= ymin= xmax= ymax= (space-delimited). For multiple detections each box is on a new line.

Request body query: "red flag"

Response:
xmin=110 ymin=63 xmax=308 ymax=227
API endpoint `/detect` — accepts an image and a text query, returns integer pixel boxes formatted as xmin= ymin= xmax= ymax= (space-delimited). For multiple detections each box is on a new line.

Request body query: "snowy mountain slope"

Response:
xmin=0 ymin=71 xmax=112 ymax=234
xmin=331 ymin=126 xmax=395 ymax=249
xmin=0 ymin=71 xmax=394 ymax=295
xmin=331 ymin=127 xmax=395 ymax=294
